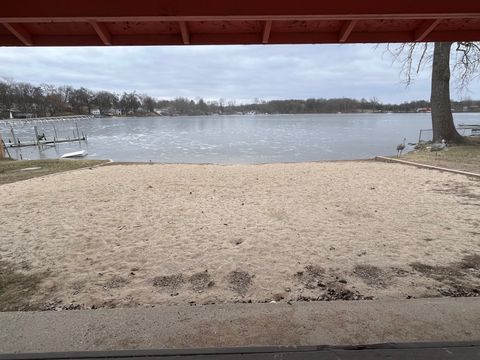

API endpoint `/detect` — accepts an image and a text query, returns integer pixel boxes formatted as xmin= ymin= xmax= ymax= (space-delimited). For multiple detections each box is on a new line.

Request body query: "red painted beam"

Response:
xmin=16 ymin=30 xmax=480 ymax=47
xmin=425 ymin=30 xmax=480 ymax=42
xmin=89 ymin=21 xmax=111 ymax=45
xmin=31 ymin=34 xmax=180 ymax=46
xmin=262 ymin=20 xmax=272 ymax=44
xmin=178 ymin=21 xmax=190 ymax=44
xmin=414 ymin=19 xmax=441 ymax=41
xmin=2 ymin=23 xmax=33 ymax=45
xmin=0 ymin=34 xmax=22 ymax=45
xmin=0 ymin=1 xmax=480 ymax=22
xmin=338 ymin=20 xmax=357 ymax=43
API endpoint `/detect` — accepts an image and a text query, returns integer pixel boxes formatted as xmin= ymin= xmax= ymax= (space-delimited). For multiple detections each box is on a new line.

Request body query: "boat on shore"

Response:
xmin=60 ymin=150 xmax=88 ymax=158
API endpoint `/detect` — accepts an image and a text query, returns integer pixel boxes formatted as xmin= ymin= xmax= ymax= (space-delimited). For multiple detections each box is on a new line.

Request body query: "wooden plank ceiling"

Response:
xmin=0 ymin=1 xmax=479 ymax=46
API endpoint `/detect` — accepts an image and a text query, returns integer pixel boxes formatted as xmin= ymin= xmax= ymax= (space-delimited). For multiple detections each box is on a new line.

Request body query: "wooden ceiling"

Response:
xmin=0 ymin=1 xmax=479 ymax=46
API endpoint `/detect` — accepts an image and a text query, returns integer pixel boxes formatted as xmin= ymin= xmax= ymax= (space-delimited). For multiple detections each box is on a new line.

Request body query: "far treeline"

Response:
xmin=1 ymin=79 xmax=480 ymax=118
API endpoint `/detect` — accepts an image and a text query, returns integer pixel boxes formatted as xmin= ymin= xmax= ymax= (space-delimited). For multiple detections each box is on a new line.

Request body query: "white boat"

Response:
xmin=60 ymin=150 xmax=88 ymax=158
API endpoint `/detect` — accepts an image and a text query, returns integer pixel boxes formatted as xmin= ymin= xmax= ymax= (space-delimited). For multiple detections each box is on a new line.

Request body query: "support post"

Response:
xmin=34 ymin=125 xmax=39 ymax=145
xmin=0 ymin=130 xmax=4 ymax=160
xmin=10 ymin=127 xmax=17 ymax=146
xmin=53 ymin=124 xmax=58 ymax=141
xmin=75 ymin=122 xmax=81 ymax=144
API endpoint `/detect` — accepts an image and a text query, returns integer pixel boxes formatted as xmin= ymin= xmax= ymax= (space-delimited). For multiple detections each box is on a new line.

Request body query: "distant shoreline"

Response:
xmin=91 ymin=111 xmax=480 ymax=119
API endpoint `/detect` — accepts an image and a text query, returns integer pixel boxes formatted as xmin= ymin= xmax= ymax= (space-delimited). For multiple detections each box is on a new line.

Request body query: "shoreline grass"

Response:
xmin=0 ymin=159 xmax=109 ymax=185
xmin=399 ymin=137 xmax=480 ymax=174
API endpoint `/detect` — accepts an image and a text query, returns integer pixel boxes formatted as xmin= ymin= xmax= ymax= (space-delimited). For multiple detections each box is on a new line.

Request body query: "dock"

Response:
xmin=0 ymin=115 xmax=93 ymax=127
xmin=0 ymin=115 xmax=92 ymax=154
xmin=457 ymin=123 xmax=480 ymax=135
xmin=4 ymin=136 xmax=87 ymax=148
xmin=417 ymin=123 xmax=480 ymax=141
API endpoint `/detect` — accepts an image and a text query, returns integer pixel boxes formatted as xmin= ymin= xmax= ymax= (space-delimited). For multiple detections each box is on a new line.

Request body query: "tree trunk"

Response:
xmin=430 ymin=42 xmax=463 ymax=142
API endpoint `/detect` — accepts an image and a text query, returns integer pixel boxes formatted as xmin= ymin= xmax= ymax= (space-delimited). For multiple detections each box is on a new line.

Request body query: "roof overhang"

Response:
xmin=1 ymin=1 xmax=480 ymax=46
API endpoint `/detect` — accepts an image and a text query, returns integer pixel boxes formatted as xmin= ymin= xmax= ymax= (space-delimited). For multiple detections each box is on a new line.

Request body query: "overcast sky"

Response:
xmin=0 ymin=44 xmax=479 ymax=104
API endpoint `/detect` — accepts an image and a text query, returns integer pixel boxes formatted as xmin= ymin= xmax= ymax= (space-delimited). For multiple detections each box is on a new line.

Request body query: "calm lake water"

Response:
xmin=3 ymin=113 xmax=479 ymax=163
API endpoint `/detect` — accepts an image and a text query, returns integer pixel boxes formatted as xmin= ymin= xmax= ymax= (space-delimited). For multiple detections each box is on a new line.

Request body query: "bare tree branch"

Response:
xmin=385 ymin=41 xmax=480 ymax=93
xmin=452 ymin=42 xmax=480 ymax=92
xmin=384 ymin=43 xmax=433 ymax=86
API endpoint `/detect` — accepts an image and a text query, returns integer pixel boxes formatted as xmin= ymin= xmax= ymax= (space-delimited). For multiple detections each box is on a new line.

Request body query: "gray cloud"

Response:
xmin=0 ymin=44 xmax=478 ymax=103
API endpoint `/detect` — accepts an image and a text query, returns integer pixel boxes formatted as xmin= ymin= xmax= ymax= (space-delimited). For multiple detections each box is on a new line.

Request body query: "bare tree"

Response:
xmin=387 ymin=42 xmax=480 ymax=142
xmin=142 ymin=95 xmax=156 ymax=113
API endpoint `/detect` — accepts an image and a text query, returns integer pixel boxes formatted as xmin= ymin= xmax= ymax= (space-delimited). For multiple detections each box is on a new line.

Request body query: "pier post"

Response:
xmin=75 ymin=122 xmax=81 ymax=144
xmin=10 ymin=127 xmax=17 ymax=145
xmin=34 ymin=125 xmax=39 ymax=146
xmin=0 ymin=130 xmax=4 ymax=160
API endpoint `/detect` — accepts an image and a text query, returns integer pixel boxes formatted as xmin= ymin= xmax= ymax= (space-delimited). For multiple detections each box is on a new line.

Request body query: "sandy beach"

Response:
xmin=0 ymin=161 xmax=479 ymax=310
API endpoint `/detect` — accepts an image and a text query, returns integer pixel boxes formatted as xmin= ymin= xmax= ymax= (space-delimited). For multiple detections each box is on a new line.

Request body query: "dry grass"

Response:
xmin=0 ymin=159 xmax=108 ymax=185
xmin=401 ymin=138 xmax=480 ymax=174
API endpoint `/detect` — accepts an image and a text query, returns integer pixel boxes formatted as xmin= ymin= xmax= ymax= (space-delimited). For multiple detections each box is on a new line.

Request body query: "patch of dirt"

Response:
xmin=410 ymin=262 xmax=464 ymax=282
xmin=152 ymin=274 xmax=185 ymax=294
xmin=389 ymin=267 xmax=412 ymax=277
xmin=432 ymin=182 xmax=480 ymax=206
xmin=353 ymin=264 xmax=389 ymax=287
xmin=227 ymin=270 xmax=253 ymax=296
xmin=189 ymin=271 xmax=215 ymax=292
xmin=437 ymin=285 xmax=480 ymax=297
xmin=460 ymin=254 xmax=480 ymax=271
xmin=0 ymin=260 xmax=49 ymax=311
xmin=294 ymin=264 xmax=325 ymax=289
xmin=102 ymin=276 xmax=129 ymax=289
xmin=297 ymin=288 xmax=372 ymax=301
xmin=293 ymin=265 xmax=374 ymax=301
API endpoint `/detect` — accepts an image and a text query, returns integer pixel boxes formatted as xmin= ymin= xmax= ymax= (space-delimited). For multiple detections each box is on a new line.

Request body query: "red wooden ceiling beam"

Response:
xmin=89 ymin=21 xmax=112 ymax=45
xmin=2 ymin=23 xmax=33 ymax=45
xmin=414 ymin=19 xmax=442 ymax=41
xmin=1 ymin=0 xmax=479 ymax=22
xmin=262 ymin=20 xmax=272 ymax=44
xmin=178 ymin=21 xmax=190 ymax=45
xmin=12 ymin=29 xmax=478 ymax=47
xmin=0 ymin=34 xmax=21 ymax=45
xmin=338 ymin=20 xmax=358 ymax=43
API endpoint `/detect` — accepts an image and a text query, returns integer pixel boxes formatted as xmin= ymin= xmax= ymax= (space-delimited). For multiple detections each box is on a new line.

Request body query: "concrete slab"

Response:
xmin=0 ymin=298 xmax=479 ymax=354
xmin=1 ymin=343 xmax=480 ymax=360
